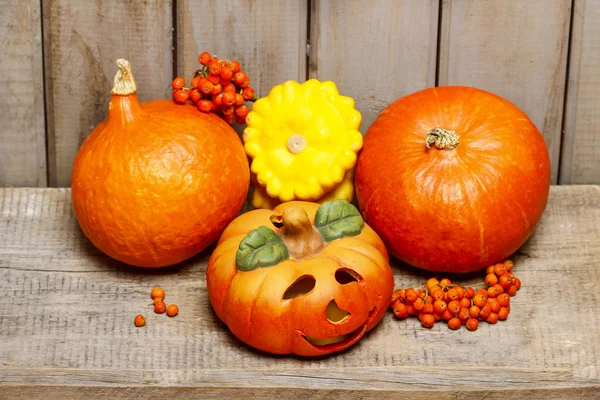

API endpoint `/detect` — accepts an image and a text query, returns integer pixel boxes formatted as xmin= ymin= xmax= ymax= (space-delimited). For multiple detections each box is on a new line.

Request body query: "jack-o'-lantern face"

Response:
xmin=206 ymin=200 xmax=394 ymax=356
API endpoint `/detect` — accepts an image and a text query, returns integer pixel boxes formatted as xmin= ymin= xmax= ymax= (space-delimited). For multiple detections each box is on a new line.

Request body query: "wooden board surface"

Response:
xmin=177 ymin=0 xmax=307 ymax=98
xmin=1 ymin=186 xmax=599 ymax=398
xmin=309 ymin=0 xmax=438 ymax=133
xmin=559 ymin=0 xmax=600 ymax=184
xmin=0 ymin=0 xmax=47 ymax=187
xmin=438 ymin=0 xmax=571 ymax=184
xmin=42 ymin=0 xmax=174 ymax=187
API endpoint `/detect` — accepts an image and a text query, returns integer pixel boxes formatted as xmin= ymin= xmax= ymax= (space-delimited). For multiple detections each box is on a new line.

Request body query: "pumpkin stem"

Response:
xmin=425 ymin=127 xmax=460 ymax=150
xmin=270 ymin=206 xmax=324 ymax=259
xmin=110 ymin=59 xmax=137 ymax=96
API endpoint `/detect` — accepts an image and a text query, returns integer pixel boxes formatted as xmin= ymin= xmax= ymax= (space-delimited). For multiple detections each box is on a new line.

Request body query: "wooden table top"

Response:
xmin=1 ymin=186 xmax=599 ymax=399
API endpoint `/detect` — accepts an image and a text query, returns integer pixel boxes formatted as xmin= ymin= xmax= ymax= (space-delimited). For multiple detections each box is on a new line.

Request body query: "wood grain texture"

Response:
xmin=438 ymin=0 xmax=572 ymax=184
xmin=42 ymin=0 xmax=174 ymax=187
xmin=559 ymin=0 xmax=600 ymax=184
xmin=309 ymin=0 xmax=439 ymax=134
xmin=1 ymin=186 xmax=599 ymax=397
xmin=0 ymin=0 xmax=47 ymax=187
xmin=177 ymin=0 xmax=307 ymax=98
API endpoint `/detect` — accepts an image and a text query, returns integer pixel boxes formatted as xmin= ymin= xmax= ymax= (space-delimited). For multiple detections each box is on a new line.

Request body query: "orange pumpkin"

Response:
xmin=71 ymin=60 xmax=249 ymax=267
xmin=355 ymin=86 xmax=551 ymax=273
xmin=207 ymin=200 xmax=394 ymax=356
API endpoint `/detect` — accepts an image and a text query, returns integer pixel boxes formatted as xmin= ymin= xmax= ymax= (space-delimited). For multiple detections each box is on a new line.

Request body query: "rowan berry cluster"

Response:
xmin=171 ymin=51 xmax=256 ymax=125
xmin=134 ymin=286 xmax=179 ymax=327
xmin=390 ymin=260 xmax=521 ymax=331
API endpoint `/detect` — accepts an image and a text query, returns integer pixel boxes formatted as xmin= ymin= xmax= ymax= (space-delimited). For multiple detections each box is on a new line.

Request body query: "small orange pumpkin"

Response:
xmin=207 ymin=200 xmax=394 ymax=356
xmin=71 ymin=60 xmax=249 ymax=267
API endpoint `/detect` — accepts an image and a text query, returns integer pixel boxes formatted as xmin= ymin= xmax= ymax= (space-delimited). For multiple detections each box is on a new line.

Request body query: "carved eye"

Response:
xmin=335 ymin=268 xmax=362 ymax=285
xmin=283 ymin=275 xmax=316 ymax=299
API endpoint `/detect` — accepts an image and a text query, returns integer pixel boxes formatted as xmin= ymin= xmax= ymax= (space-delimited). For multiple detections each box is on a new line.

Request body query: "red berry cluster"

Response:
xmin=171 ymin=51 xmax=256 ymax=125
xmin=390 ymin=260 xmax=521 ymax=331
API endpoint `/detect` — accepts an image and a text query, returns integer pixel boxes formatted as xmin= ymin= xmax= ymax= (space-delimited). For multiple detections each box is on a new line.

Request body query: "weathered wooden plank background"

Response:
xmin=1 ymin=0 xmax=599 ymax=186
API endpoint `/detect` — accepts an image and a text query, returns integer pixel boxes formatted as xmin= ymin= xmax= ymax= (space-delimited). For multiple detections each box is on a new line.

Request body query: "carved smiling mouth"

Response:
xmin=301 ymin=306 xmax=378 ymax=349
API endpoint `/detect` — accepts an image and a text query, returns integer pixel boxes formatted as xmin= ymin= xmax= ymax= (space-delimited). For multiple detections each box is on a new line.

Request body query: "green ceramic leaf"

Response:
xmin=314 ymin=199 xmax=364 ymax=242
xmin=236 ymin=226 xmax=289 ymax=271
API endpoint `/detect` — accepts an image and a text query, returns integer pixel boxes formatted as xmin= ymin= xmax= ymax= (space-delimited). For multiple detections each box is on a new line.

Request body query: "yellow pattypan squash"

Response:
xmin=251 ymin=168 xmax=356 ymax=210
xmin=243 ymin=79 xmax=362 ymax=202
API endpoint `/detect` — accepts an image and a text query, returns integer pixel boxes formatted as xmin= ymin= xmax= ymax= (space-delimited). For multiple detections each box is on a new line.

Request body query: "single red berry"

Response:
xmin=447 ymin=287 xmax=460 ymax=301
xmin=209 ymin=59 xmax=222 ymax=75
xmin=487 ymin=285 xmax=501 ymax=298
xmin=154 ymin=301 xmax=167 ymax=314
xmin=222 ymin=92 xmax=236 ymax=107
xmin=465 ymin=287 xmax=475 ymax=299
xmin=191 ymin=75 xmax=202 ymax=88
xmin=240 ymin=77 xmax=251 ymax=88
xmin=230 ymin=60 xmax=241 ymax=73
xmin=426 ymin=278 xmax=440 ymax=290
xmin=222 ymin=106 xmax=235 ymax=116
xmin=466 ymin=318 xmax=479 ymax=331
xmin=199 ymin=80 xmax=214 ymax=95
xmin=392 ymin=302 xmax=408 ymax=319
xmin=151 ymin=287 xmax=165 ymax=299
xmin=448 ymin=317 xmax=461 ymax=330
xmin=499 ymin=274 xmax=512 ymax=289
xmin=479 ymin=303 xmax=492 ymax=319
xmin=134 ymin=314 xmax=146 ymax=327
xmin=198 ymin=51 xmax=211 ymax=65
xmin=189 ymin=89 xmax=201 ymax=103
xmin=220 ymin=66 xmax=233 ymax=81
xmin=486 ymin=312 xmax=499 ymax=324
xmin=213 ymin=92 xmax=224 ymax=106
xmin=197 ymin=100 xmax=212 ymax=113
xmin=405 ymin=288 xmax=418 ymax=303
xmin=514 ymin=278 xmax=522 ymax=290
xmin=391 ymin=289 xmax=406 ymax=304
xmin=498 ymin=307 xmax=510 ymax=320
xmin=431 ymin=290 xmax=445 ymax=302
xmin=166 ymin=304 xmax=179 ymax=317
xmin=211 ymin=83 xmax=222 ymax=95
xmin=234 ymin=93 xmax=244 ymax=106
xmin=421 ymin=314 xmax=435 ymax=328
xmin=503 ymin=260 xmax=514 ymax=271
xmin=235 ymin=104 xmax=249 ymax=118
xmin=223 ymin=83 xmax=236 ymax=93
xmin=442 ymin=309 xmax=454 ymax=321
xmin=486 ymin=265 xmax=496 ymax=275
xmin=497 ymin=293 xmax=510 ymax=307
xmin=433 ymin=300 xmax=447 ymax=315
xmin=173 ymin=90 xmax=189 ymax=104
xmin=460 ymin=297 xmax=471 ymax=309
xmin=413 ymin=297 xmax=425 ymax=311
xmin=233 ymin=71 xmax=246 ymax=86
xmin=172 ymin=77 xmax=185 ymax=90
xmin=494 ymin=263 xmax=507 ymax=276
xmin=458 ymin=307 xmax=470 ymax=323
xmin=440 ymin=278 xmax=452 ymax=287
xmin=507 ymin=285 xmax=518 ymax=296
xmin=488 ymin=298 xmax=501 ymax=313
xmin=447 ymin=300 xmax=461 ymax=315
xmin=485 ymin=274 xmax=498 ymax=286
xmin=473 ymin=293 xmax=488 ymax=308
xmin=469 ymin=305 xmax=480 ymax=318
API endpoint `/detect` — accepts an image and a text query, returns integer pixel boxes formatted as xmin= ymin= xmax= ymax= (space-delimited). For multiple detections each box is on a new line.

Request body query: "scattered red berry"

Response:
xmin=134 ymin=314 xmax=146 ymax=327
xmin=154 ymin=301 xmax=167 ymax=314
xmin=151 ymin=287 xmax=165 ymax=299
xmin=166 ymin=304 xmax=179 ymax=317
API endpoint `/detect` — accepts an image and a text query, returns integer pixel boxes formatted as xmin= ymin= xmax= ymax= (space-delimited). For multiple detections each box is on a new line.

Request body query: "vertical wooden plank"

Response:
xmin=43 ymin=0 xmax=174 ymax=187
xmin=0 ymin=0 xmax=47 ymax=187
xmin=560 ymin=0 xmax=600 ymax=184
xmin=310 ymin=0 xmax=439 ymax=133
xmin=438 ymin=0 xmax=571 ymax=184
xmin=177 ymin=0 xmax=307 ymax=98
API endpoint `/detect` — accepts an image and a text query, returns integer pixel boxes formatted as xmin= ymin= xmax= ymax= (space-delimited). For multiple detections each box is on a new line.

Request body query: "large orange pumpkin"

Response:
xmin=355 ymin=86 xmax=551 ymax=273
xmin=71 ymin=60 xmax=249 ymax=267
xmin=207 ymin=200 xmax=394 ymax=356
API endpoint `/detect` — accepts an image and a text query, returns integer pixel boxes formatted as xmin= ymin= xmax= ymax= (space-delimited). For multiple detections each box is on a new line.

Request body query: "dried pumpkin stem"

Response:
xmin=270 ymin=207 xmax=324 ymax=259
xmin=110 ymin=59 xmax=137 ymax=96
xmin=425 ymin=127 xmax=460 ymax=150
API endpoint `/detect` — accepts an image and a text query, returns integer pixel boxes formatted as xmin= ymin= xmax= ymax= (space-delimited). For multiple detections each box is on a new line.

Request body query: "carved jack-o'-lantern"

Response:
xmin=206 ymin=200 xmax=394 ymax=356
